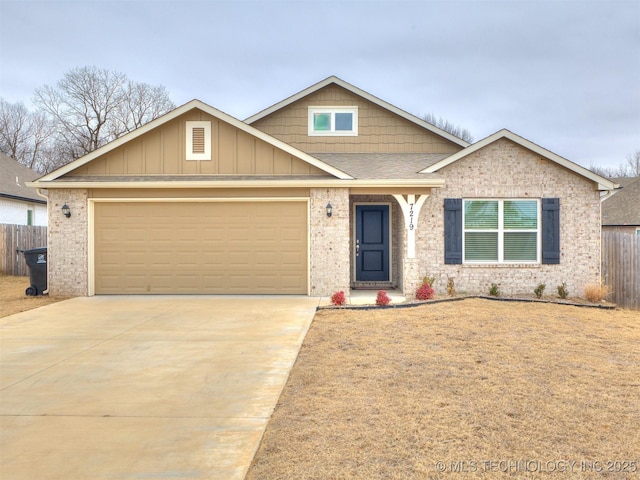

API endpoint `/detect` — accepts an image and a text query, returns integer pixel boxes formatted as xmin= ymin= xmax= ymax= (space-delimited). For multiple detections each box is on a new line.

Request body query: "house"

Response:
xmin=0 ymin=152 xmax=47 ymax=226
xmin=27 ymin=76 xmax=616 ymax=298
xmin=602 ymin=177 xmax=640 ymax=235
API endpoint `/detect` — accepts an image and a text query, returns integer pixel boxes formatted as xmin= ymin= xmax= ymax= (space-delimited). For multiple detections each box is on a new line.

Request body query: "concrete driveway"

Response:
xmin=0 ymin=295 xmax=319 ymax=480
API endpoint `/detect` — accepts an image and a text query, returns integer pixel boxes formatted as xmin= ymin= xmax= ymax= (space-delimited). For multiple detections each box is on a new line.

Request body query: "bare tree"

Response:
xmin=422 ymin=112 xmax=474 ymax=143
xmin=589 ymin=150 xmax=640 ymax=179
xmin=34 ymin=66 xmax=175 ymax=163
xmin=625 ymin=149 xmax=640 ymax=176
xmin=0 ymin=99 xmax=53 ymax=170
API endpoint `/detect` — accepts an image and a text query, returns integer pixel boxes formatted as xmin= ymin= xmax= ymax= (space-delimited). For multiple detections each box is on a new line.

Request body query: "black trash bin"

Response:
xmin=22 ymin=247 xmax=47 ymax=296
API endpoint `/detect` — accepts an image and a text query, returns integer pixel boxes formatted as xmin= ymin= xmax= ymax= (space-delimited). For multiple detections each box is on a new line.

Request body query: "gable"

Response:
xmin=249 ymin=83 xmax=465 ymax=155
xmin=423 ymin=129 xmax=616 ymax=191
xmin=63 ymin=108 xmax=328 ymax=177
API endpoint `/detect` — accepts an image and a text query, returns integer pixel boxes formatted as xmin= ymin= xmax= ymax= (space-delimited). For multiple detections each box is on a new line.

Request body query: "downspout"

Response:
xmin=36 ymin=188 xmax=50 ymax=295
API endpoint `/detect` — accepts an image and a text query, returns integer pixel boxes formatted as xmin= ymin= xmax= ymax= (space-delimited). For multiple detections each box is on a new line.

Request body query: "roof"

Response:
xmin=245 ymin=76 xmax=470 ymax=148
xmin=33 ymin=99 xmax=353 ymax=184
xmin=0 ymin=152 xmax=46 ymax=203
xmin=602 ymin=177 xmax=640 ymax=226
xmin=420 ymin=129 xmax=617 ymax=191
xmin=313 ymin=153 xmax=448 ymax=180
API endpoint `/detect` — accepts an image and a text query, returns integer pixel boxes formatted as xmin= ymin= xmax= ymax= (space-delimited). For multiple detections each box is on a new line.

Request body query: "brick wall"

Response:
xmin=47 ymin=189 xmax=88 ymax=296
xmin=409 ymin=138 xmax=603 ymax=297
xmin=309 ymin=188 xmax=350 ymax=296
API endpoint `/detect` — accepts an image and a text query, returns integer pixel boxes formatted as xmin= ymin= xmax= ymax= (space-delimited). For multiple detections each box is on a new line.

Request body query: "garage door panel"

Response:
xmin=94 ymin=201 xmax=307 ymax=294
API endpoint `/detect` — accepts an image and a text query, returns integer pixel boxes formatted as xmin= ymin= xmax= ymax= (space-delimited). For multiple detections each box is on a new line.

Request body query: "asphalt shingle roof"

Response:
xmin=602 ymin=177 xmax=640 ymax=226
xmin=311 ymin=153 xmax=449 ymax=180
xmin=0 ymin=152 xmax=46 ymax=203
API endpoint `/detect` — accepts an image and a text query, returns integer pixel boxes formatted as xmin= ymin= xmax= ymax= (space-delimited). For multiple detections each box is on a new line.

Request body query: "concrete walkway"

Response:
xmin=0 ymin=296 xmax=319 ymax=480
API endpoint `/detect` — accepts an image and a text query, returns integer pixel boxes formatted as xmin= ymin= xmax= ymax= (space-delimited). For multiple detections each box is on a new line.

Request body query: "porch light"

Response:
xmin=326 ymin=202 xmax=333 ymax=218
xmin=61 ymin=203 xmax=71 ymax=218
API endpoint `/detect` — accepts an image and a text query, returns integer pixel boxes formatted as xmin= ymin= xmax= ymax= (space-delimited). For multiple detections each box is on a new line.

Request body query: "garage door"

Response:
xmin=93 ymin=201 xmax=308 ymax=294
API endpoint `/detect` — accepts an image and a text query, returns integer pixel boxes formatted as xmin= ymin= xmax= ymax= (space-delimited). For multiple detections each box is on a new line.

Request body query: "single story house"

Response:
xmin=602 ymin=177 xmax=640 ymax=235
xmin=28 ymin=76 xmax=615 ymax=297
xmin=0 ymin=152 xmax=47 ymax=226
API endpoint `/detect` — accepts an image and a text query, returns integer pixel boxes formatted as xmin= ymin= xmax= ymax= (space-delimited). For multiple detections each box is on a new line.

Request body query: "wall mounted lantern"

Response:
xmin=326 ymin=202 xmax=333 ymax=218
xmin=61 ymin=203 xmax=71 ymax=218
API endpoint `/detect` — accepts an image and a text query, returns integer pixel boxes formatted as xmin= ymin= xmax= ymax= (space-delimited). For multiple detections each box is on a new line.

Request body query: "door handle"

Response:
xmin=356 ymin=239 xmax=360 ymax=256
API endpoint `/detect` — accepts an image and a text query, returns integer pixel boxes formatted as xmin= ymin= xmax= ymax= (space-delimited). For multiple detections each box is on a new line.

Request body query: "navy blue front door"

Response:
xmin=355 ymin=205 xmax=390 ymax=282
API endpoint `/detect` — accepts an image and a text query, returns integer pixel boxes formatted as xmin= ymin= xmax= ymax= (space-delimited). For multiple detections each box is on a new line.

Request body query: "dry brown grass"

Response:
xmin=0 ymin=274 xmax=67 ymax=318
xmin=247 ymin=299 xmax=640 ymax=479
xmin=584 ymin=282 xmax=612 ymax=303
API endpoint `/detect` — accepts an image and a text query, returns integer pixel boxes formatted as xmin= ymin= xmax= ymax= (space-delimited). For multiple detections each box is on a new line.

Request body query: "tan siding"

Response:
xmin=250 ymin=84 xmax=464 ymax=154
xmin=63 ymin=109 xmax=327 ymax=178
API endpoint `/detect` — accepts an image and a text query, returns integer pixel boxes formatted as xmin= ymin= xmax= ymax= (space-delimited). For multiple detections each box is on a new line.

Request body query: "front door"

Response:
xmin=355 ymin=205 xmax=390 ymax=282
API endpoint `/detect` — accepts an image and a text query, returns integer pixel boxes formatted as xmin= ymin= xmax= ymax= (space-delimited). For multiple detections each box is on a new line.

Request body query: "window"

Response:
xmin=463 ymin=199 xmax=539 ymax=263
xmin=636 ymin=228 xmax=640 ymax=236
xmin=27 ymin=209 xmax=33 ymax=226
xmin=186 ymin=121 xmax=211 ymax=160
xmin=308 ymin=107 xmax=358 ymax=136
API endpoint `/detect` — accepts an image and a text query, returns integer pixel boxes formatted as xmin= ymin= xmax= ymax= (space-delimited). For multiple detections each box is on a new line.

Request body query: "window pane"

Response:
xmin=313 ymin=113 xmax=331 ymax=131
xmin=504 ymin=232 xmax=537 ymax=261
xmin=504 ymin=200 xmax=537 ymax=229
xmin=465 ymin=232 xmax=498 ymax=261
xmin=465 ymin=201 xmax=498 ymax=229
xmin=335 ymin=112 xmax=353 ymax=131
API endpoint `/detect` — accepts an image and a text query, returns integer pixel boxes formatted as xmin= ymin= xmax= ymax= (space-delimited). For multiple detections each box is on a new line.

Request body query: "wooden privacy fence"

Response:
xmin=602 ymin=231 xmax=640 ymax=310
xmin=0 ymin=224 xmax=48 ymax=276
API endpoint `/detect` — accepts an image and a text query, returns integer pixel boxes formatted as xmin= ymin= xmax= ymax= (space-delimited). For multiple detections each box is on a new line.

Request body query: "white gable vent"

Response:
xmin=186 ymin=121 xmax=211 ymax=160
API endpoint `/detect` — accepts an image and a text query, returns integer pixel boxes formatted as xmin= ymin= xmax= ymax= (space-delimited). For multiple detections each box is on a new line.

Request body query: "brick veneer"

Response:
xmin=47 ymin=189 xmax=89 ymax=296
xmin=309 ymin=188 xmax=351 ymax=296
xmin=405 ymin=139 xmax=602 ymax=297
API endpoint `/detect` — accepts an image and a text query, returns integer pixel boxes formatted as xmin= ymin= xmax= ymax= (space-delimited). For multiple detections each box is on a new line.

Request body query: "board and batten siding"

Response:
xmin=65 ymin=110 xmax=327 ymax=177
xmin=250 ymin=84 xmax=464 ymax=154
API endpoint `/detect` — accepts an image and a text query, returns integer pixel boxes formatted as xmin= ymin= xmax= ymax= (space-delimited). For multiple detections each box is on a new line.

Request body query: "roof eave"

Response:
xmin=27 ymin=178 xmax=446 ymax=190
xmin=421 ymin=129 xmax=617 ymax=191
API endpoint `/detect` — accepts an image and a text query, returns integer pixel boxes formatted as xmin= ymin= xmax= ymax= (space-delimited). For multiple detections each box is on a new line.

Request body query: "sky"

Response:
xmin=1 ymin=0 xmax=639 ymax=170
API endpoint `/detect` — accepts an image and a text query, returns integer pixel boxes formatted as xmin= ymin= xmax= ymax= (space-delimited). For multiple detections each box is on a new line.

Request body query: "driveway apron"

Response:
xmin=0 ymin=295 xmax=318 ymax=480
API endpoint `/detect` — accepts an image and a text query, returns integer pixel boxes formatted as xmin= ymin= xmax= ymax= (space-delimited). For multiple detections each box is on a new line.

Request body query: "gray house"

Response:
xmin=0 ymin=152 xmax=47 ymax=226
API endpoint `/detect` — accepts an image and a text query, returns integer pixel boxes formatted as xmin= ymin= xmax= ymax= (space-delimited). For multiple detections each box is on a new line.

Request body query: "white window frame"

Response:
xmin=186 ymin=121 xmax=212 ymax=161
xmin=308 ymin=107 xmax=358 ymax=136
xmin=462 ymin=199 xmax=541 ymax=264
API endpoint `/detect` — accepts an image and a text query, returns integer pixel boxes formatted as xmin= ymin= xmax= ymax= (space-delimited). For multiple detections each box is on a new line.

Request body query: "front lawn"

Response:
xmin=247 ymin=299 xmax=640 ymax=479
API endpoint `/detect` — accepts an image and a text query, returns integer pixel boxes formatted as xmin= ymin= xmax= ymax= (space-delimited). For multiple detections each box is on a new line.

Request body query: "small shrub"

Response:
xmin=489 ymin=283 xmax=500 ymax=297
xmin=446 ymin=276 xmax=456 ymax=297
xmin=422 ymin=275 xmax=435 ymax=287
xmin=534 ymin=283 xmax=546 ymax=299
xmin=375 ymin=290 xmax=391 ymax=306
xmin=584 ymin=282 xmax=610 ymax=303
xmin=416 ymin=282 xmax=435 ymax=301
xmin=330 ymin=290 xmax=346 ymax=306
xmin=557 ymin=282 xmax=569 ymax=299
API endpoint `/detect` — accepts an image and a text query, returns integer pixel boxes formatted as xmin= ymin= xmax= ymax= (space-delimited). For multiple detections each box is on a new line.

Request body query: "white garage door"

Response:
xmin=93 ymin=201 xmax=308 ymax=294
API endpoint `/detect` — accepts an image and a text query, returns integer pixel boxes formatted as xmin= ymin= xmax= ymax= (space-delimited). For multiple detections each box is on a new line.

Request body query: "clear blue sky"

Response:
xmin=1 ymin=0 xmax=638 ymax=169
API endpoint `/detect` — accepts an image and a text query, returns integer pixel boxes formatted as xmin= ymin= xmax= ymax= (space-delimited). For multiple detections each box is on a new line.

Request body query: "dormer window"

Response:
xmin=186 ymin=121 xmax=211 ymax=160
xmin=308 ymin=107 xmax=358 ymax=136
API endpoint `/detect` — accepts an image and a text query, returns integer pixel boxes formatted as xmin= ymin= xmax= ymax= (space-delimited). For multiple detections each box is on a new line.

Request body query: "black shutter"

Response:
xmin=542 ymin=198 xmax=560 ymax=264
xmin=444 ymin=198 xmax=462 ymax=264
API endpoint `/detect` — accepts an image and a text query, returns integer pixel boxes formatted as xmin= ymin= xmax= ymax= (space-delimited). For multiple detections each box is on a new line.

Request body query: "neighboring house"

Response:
xmin=28 ymin=76 xmax=616 ymax=297
xmin=0 ymin=152 xmax=47 ymax=226
xmin=602 ymin=177 xmax=640 ymax=235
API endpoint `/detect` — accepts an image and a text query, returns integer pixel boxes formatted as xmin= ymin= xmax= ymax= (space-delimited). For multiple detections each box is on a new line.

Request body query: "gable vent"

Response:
xmin=186 ymin=121 xmax=212 ymax=161
xmin=192 ymin=127 xmax=205 ymax=154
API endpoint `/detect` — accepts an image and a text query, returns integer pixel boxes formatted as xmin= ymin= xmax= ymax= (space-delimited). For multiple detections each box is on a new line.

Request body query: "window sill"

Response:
xmin=462 ymin=263 xmax=541 ymax=268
